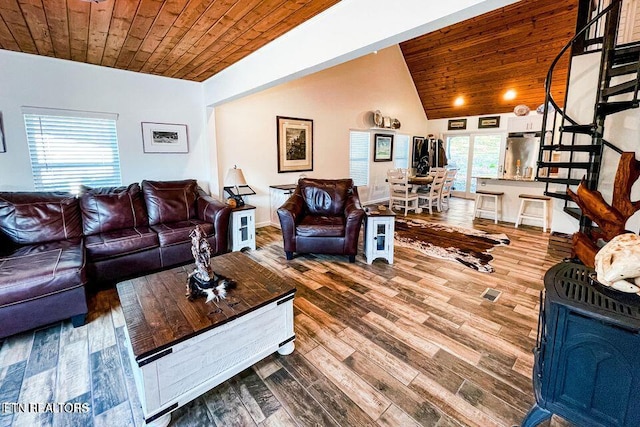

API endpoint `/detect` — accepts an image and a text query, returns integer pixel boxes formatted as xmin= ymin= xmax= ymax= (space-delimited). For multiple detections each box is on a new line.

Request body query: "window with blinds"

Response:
xmin=24 ymin=109 xmax=122 ymax=193
xmin=394 ymin=134 xmax=410 ymax=169
xmin=349 ymin=131 xmax=370 ymax=187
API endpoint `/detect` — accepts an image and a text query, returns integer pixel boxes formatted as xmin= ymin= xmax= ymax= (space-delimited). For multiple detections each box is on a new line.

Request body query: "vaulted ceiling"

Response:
xmin=400 ymin=0 xmax=578 ymax=119
xmin=0 ymin=0 xmax=339 ymax=82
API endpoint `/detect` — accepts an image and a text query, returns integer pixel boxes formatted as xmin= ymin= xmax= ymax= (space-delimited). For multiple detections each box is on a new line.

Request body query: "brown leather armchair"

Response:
xmin=277 ymin=178 xmax=365 ymax=262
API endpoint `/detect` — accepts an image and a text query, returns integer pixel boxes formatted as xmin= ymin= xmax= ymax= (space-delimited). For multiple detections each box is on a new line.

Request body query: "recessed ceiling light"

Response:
xmin=453 ymin=96 xmax=465 ymax=107
xmin=504 ymin=89 xmax=517 ymax=101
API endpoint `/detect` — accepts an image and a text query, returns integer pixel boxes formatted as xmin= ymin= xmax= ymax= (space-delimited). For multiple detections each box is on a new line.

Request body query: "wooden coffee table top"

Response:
xmin=116 ymin=252 xmax=296 ymax=361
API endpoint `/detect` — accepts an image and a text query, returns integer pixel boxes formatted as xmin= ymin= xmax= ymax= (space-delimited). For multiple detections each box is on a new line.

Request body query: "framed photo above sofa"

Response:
xmin=277 ymin=116 xmax=313 ymax=173
xmin=142 ymin=122 xmax=189 ymax=153
xmin=374 ymin=133 xmax=393 ymax=162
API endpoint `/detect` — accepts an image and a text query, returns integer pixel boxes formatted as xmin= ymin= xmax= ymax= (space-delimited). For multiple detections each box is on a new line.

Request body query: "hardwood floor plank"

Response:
xmin=0 ymin=331 xmax=33 ymax=368
xmin=264 ymin=367 xmax=339 ymax=427
xmin=52 ymin=391 xmax=92 ymax=427
xmin=230 ymin=368 xmax=281 ymax=424
xmin=87 ymin=291 xmax=117 ymax=354
xmin=0 ymin=360 xmax=26 ymax=427
xmin=170 ymin=398 xmax=214 ymax=427
xmin=304 ymin=345 xmax=391 ymax=420
xmin=202 ymin=381 xmax=256 ymax=426
xmin=345 ymin=351 xmax=443 ymax=426
xmin=14 ymin=367 xmax=56 ymax=426
xmin=295 ymin=312 xmax=354 ymax=361
xmin=337 ymin=327 xmax=419 ymax=386
xmin=377 ymin=403 xmax=422 ymax=427
xmin=90 ymin=345 xmax=127 ymax=416
xmin=93 ymin=400 xmax=134 ymax=427
xmin=55 ymin=339 xmax=90 ymax=404
xmin=114 ymin=327 xmax=145 ymax=426
xmin=457 ymin=379 xmax=525 ymax=426
xmin=261 ymin=407 xmax=297 ymax=427
xmin=25 ymin=324 xmax=60 ymax=378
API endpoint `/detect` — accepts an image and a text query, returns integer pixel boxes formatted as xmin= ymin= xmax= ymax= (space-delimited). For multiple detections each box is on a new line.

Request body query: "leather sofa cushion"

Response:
xmin=85 ymin=226 xmax=160 ymax=261
xmin=142 ymin=180 xmax=198 ymax=226
xmin=151 ymin=220 xmax=214 ymax=247
xmin=0 ymin=192 xmax=82 ymax=245
xmin=296 ymin=215 xmax=345 ymax=238
xmin=0 ymin=238 xmax=86 ymax=307
xmin=299 ymin=178 xmax=353 ymax=216
xmin=80 ymin=183 xmax=149 ymax=235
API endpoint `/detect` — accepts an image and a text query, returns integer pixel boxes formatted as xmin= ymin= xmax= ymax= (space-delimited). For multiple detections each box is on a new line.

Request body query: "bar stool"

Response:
xmin=474 ymin=190 xmax=504 ymax=224
xmin=516 ymin=194 xmax=551 ymax=232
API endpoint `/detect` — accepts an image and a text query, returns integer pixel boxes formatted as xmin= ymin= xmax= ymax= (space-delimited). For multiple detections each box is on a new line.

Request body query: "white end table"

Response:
xmin=363 ymin=206 xmax=395 ymax=264
xmin=229 ymin=205 xmax=256 ymax=251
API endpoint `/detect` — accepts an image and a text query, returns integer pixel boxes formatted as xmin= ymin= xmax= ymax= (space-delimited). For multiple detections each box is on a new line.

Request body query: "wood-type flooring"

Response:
xmin=0 ymin=198 xmax=575 ymax=426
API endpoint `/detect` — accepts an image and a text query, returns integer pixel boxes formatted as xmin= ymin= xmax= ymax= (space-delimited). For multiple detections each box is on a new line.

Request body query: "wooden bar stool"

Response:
xmin=516 ymin=194 xmax=551 ymax=232
xmin=474 ymin=190 xmax=504 ymax=224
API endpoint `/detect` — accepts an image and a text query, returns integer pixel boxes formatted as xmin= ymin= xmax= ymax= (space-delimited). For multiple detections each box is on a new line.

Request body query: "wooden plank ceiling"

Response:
xmin=400 ymin=0 xmax=579 ymax=119
xmin=0 ymin=0 xmax=339 ymax=82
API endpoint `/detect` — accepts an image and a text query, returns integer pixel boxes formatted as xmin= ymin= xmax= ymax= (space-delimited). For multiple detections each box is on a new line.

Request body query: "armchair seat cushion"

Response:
xmin=296 ymin=216 xmax=345 ymax=238
xmin=85 ymin=227 xmax=159 ymax=261
xmin=151 ymin=220 xmax=214 ymax=247
xmin=0 ymin=238 xmax=85 ymax=307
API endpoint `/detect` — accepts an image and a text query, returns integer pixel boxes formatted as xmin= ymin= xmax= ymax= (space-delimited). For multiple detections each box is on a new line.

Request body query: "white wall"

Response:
xmin=203 ymin=0 xmax=519 ymax=106
xmin=0 ymin=50 xmax=209 ymax=192
xmin=212 ymin=46 xmax=428 ymax=226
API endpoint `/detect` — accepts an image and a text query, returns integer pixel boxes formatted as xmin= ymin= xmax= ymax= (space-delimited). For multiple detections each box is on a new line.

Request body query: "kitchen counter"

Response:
xmin=476 ymin=177 xmax=549 ymax=227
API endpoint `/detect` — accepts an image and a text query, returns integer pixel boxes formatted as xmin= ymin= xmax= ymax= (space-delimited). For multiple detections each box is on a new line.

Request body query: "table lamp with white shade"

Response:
xmin=223 ymin=165 xmax=255 ymax=206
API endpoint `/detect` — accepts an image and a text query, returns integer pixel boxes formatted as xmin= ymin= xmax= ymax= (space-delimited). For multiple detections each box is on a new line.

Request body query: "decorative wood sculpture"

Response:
xmin=186 ymin=225 xmax=235 ymax=302
xmin=567 ymin=152 xmax=640 ymax=267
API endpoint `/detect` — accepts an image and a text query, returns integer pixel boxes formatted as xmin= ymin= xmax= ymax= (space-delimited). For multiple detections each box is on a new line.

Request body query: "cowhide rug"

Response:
xmin=394 ymin=218 xmax=510 ymax=273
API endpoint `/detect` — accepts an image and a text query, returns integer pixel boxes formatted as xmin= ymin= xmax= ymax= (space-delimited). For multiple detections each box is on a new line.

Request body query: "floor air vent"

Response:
xmin=482 ymin=288 xmax=502 ymax=302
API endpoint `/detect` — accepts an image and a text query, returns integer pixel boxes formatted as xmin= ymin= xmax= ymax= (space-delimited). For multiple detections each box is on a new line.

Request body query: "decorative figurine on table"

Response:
xmin=186 ymin=225 xmax=235 ymax=302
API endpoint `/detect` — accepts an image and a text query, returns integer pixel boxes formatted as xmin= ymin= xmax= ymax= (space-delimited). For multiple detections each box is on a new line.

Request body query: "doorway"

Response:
xmin=445 ymin=133 xmax=505 ymax=199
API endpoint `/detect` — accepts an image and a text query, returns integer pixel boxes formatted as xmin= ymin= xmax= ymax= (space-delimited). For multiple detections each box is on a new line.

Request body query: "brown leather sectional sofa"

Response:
xmin=0 ymin=179 xmax=230 ymax=339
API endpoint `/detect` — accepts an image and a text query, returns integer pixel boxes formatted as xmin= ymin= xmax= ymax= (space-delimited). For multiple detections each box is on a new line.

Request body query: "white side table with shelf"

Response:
xmin=229 ymin=205 xmax=256 ymax=252
xmin=363 ymin=206 xmax=396 ymax=264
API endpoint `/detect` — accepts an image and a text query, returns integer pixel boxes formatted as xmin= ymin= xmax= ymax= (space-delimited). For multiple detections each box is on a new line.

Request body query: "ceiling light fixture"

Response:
xmin=453 ymin=96 xmax=465 ymax=107
xmin=504 ymin=89 xmax=517 ymax=101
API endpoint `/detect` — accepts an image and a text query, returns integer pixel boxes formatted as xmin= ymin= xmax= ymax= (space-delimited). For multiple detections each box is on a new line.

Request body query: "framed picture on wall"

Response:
xmin=374 ymin=133 xmax=394 ymax=162
xmin=478 ymin=116 xmax=500 ymax=128
xmin=142 ymin=122 xmax=189 ymax=153
xmin=0 ymin=112 xmax=5 ymax=153
xmin=277 ymin=116 xmax=313 ymax=173
xmin=447 ymin=118 xmax=467 ymax=130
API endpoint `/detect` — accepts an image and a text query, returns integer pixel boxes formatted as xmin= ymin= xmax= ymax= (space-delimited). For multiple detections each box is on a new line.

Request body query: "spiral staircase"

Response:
xmin=535 ymin=0 xmax=640 ymax=235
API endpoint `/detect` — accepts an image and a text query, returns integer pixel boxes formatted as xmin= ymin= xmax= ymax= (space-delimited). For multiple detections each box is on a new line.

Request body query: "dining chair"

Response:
xmin=440 ymin=169 xmax=457 ymax=211
xmin=387 ymin=169 xmax=419 ymax=216
xmin=428 ymin=167 xmax=446 ymax=177
xmin=418 ymin=169 xmax=446 ymax=214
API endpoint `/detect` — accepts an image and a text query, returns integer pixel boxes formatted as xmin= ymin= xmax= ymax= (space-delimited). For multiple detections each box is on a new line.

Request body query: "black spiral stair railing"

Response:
xmin=536 ymin=0 xmax=640 ymax=235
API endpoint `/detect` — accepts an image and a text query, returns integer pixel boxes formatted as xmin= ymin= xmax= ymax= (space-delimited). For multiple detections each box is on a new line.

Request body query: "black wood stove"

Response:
xmin=522 ymin=262 xmax=640 ymax=427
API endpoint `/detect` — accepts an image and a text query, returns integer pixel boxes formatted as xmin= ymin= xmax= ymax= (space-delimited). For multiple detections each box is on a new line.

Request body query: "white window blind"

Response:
xmin=394 ymin=134 xmax=410 ymax=169
xmin=349 ymin=131 xmax=370 ymax=187
xmin=24 ymin=112 xmax=122 ymax=192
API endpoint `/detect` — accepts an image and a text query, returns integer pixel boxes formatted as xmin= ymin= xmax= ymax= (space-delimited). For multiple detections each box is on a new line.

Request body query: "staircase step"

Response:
xmin=545 ymin=191 xmax=572 ymax=200
xmin=540 ymin=144 xmax=601 ymax=153
xmin=603 ymin=80 xmax=638 ymax=98
xmin=538 ymin=162 xmax=591 ymax=169
xmin=613 ymin=44 xmax=640 ymax=65
xmin=608 ymin=63 xmax=639 ymax=77
xmin=564 ymin=207 xmax=582 ymax=220
xmin=597 ymin=100 xmax=640 ymax=116
xmin=538 ymin=177 xmax=582 ymax=185
xmin=560 ymin=124 xmax=596 ymax=135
